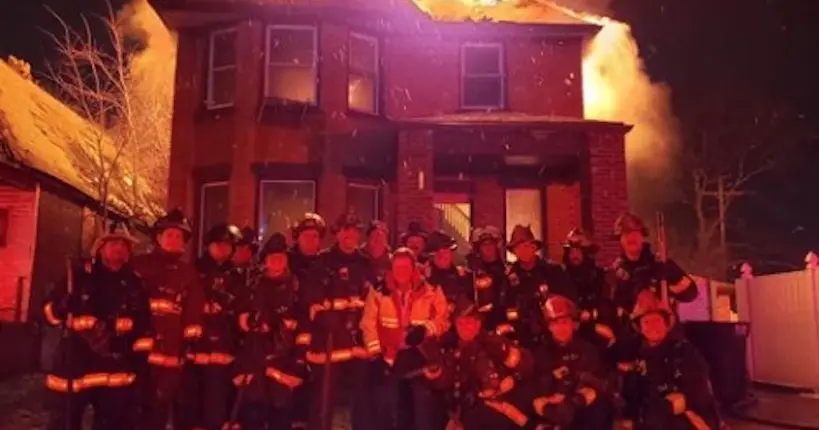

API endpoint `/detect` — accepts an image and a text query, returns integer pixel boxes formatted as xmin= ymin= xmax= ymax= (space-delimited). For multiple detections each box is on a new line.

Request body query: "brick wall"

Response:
xmin=545 ymin=182 xmax=582 ymax=261
xmin=472 ymin=177 xmax=505 ymax=232
xmin=587 ymin=131 xmax=629 ymax=263
xmin=167 ymin=29 xmax=200 ymax=216
xmin=0 ymin=184 xmax=36 ymax=322
xmin=396 ymin=129 xmax=435 ymax=232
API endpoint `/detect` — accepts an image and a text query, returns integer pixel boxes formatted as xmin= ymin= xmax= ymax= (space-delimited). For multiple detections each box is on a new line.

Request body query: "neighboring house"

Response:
xmin=0 ymin=59 xmax=152 ymax=376
xmin=152 ymin=0 xmax=631 ymax=261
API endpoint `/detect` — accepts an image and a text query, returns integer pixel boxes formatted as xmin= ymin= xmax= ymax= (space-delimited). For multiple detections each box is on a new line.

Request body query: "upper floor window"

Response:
xmin=461 ymin=43 xmax=505 ymax=109
xmin=265 ymin=25 xmax=318 ymax=105
xmin=348 ymin=33 xmax=379 ymax=114
xmin=206 ymin=28 xmax=237 ymax=109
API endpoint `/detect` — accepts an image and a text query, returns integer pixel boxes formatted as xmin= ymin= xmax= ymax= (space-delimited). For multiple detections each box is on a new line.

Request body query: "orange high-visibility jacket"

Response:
xmin=360 ymin=280 xmax=450 ymax=362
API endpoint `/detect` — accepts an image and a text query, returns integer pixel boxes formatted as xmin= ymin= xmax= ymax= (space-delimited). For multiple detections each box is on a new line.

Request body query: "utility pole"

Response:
xmin=702 ymin=176 xmax=745 ymax=279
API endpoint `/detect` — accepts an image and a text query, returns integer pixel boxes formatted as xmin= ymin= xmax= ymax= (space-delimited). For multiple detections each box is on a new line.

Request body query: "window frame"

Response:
xmin=346 ymin=182 xmax=381 ymax=221
xmin=347 ymin=32 xmax=380 ymax=115
xmin=257 ymin=179 xmax=317 ymax=238
xmin=460 ymin=42 xmax=506 ymax=110
xmin=206 ymin=27 xmax=238 ymax=110
xmin=198 ymin=181 xmax=230 ymax=252
xmin=263 ymin=24 xmax=319 ymax=106
xmin=504 ymin=187 xmax=545 ymax=262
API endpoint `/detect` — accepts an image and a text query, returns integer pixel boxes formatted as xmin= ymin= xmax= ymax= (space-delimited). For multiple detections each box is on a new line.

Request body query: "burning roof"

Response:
xmin=410 ymin=0 xmax=594 ymax=26
xmin=0 ymin=59 xmax=158 ymax=221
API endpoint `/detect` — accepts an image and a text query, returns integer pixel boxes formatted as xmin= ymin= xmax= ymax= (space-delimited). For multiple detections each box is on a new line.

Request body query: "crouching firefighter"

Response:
xmin=424 ymin=296 xmax=533 ymax=430
xmin=231 ymin=233 xmax=307 ymax=429
xmin=131 ymin=209 xmax=206 ymax=430
xmin=530 ymin=295 xmax=613 ymax=430
xmin=43 ymin=223 xmax=150 ymax=430
xmin=623 ymin=290 xmax=719 ymax=430
xmin=180 ymin=224 xmax=245 ymax=430
xmin=360 ymin=247 xmax=450 ymax=430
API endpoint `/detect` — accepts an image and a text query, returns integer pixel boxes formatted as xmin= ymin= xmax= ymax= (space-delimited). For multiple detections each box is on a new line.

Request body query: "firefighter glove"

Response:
xmin=405 ymin=325 xmax=427 ymax=347
xmin=665 ymin=392 xmax=686 ymax=415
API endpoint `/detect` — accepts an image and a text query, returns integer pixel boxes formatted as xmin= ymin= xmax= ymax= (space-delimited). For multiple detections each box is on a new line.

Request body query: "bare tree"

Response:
xmin=44 ymin=0 xmax=172 ymax=236
xmin=669 ymin=88 xmax=807 ymax=279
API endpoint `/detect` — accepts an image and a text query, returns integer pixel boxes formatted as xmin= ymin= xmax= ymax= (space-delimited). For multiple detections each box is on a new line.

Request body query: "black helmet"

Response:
xmin=237 ymin=227 xmax=260 ymax=252
xmin=508 ymin=224 xmax=542 ymax=250
xmin=612 ymin=212 xmax=648 ymax=238
xmin=562 ymin=228 xmax=599 ymax=253
xmin=425 ymin=230 xmax=457 ymax=254
xmin=332 ymin=210 xmax=364 ymax=234
xmin=259 ymin=232 xmax=289 ymax=260
xmin=153 ymin=208 xmax=192 ymax=240
xmin=366 ymin=220 xmax=390 ymax=237
xmin=204 ymin=223 xmax=242 ymax=247
xmin=400 ymin=221 xmax=428 ymax=245
xmin=291 ymin=212 xmax=327 ymax=239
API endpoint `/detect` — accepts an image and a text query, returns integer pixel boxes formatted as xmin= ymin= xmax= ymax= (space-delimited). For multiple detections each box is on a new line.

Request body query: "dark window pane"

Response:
xmin=210 ymin=69 xmax=235 ymax=106
xmin=463 ymin=46 xmax=501 ymax=75
xmin=350 ymin=35 xmax=377 ymax=73
xmin=265 ymin=66 xmax=317 ymax=103
xmin=268 ymin=28 xmax=315 ymax=66
xmin=211 ymin=31 xmax=237 ymax=68
xmin=259 ymin=181 xmax=316 ymax=241
xmin=348 ymin=74 xmax=376 ymax=113
xmin=200 ymin=183 xmax=229 ymax=251
xmin=347 ymin=185 xmax=378 ymax=227
xmin=463 ymin=77 xmax=503 ymax=108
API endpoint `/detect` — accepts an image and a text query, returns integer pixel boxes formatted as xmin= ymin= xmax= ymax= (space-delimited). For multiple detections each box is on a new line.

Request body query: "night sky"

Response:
xmin=2 ymin=0 xmax=818 ymax=273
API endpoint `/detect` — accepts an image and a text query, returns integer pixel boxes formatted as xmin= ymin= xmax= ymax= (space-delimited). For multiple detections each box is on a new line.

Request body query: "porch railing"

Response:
xmin=434 ymin=203 xmax=471 ymax=253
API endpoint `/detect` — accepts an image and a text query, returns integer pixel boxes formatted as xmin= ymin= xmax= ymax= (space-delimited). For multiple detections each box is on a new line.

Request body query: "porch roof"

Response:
xmin=394 ymin=112 xmax=632 ymax=133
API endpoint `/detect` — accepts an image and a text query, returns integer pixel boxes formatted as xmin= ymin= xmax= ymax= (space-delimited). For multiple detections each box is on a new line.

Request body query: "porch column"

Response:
xmin=318 ymin=135 xmax=347 ymax=229
xmin=228 ymin=21 xmax=262 ymax=227
xmin=585 ymin=130 xmax=629 ymax=264
xmin=473 ymin=177 xmax=505 ymax=231
xmin=396 ymin=129 xmax=435 ymax=233
xmin=545 ymin=182 xmax=582 ymax=261
xmin=166 ymin=30 xmax=199 ymax=215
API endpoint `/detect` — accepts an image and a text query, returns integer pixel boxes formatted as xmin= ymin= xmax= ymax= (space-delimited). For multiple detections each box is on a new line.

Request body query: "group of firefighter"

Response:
xmin=41 ymin=207 xmax=724 ymax=430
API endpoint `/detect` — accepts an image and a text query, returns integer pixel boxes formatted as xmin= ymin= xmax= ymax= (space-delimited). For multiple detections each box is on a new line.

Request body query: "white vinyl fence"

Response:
xmin=735 ymin=256 xmax=819 ymax=390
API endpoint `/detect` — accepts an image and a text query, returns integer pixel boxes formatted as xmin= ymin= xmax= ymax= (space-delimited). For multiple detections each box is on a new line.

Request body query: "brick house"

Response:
xmin=153 ymin=0 xmax=631 ymax=261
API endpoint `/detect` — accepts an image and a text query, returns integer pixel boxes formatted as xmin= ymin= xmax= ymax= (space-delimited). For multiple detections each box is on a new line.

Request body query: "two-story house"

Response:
xmin=152 ymin=0 xmax=631 ymax=261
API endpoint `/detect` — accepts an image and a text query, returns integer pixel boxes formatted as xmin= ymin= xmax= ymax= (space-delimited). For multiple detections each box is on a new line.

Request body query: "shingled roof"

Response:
xmin=0 ymin=58 xmax=157 ymax=222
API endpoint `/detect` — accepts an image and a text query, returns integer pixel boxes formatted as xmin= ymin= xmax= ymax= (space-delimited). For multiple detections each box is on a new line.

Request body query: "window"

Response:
xmin=199 ymin=182 xmax=229 ymax=252
xmin=265 ymin=25 xmax=318 ymax=104
xmin=347 ymin=183 xmax=379 ymax=227
xmin=505 ymin=189 xmax=542 ymax=262
xmin=206 ymin=28 xmax=237 ymax=109
xmin=258 ymin=180 xmax=316 ymax=241
xmin=461 ymin=43 xmax=505 ymax=109
xmin=348 ymin=33 xmax=379 ymax=114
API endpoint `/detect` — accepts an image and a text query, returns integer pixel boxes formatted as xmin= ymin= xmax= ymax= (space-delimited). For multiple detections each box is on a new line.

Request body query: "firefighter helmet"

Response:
xmin=562 ymin=228 xmax=599 ymax=252
xmin=508 ymin=224 xmax=542 ymax=250
xmin=392 ymin=246 xmax=417 ymax=263
xmin=471 ymin=226 xmax=502 ymax=245
xmin=543 ymin=295 xmax=577 ymax=321
xmin=236 ymin=227 xmax=260 ymax=252
xmin=612 ymin=212 xmax=648 ymax=238
xmin=399 ymin=221 xmax=428 ymax=245
xmin=426 ymin=230 xmax=458 ymax=254
xmin=630 ymin=289 xmax=674 ymax=329
xmin=91 ymin=221 xmax=138 ymax=255
xmin=332 ymin=210 xmax=364 ymax=234
xmin=259 ymin=232 xmax=289 ymax=260
xmin=291 ymin=212 xmax=327 ymax=239
xmin=153 ymin=208 xmax=192 ymax=240
xmin=366 ymin=220 xmax=390 ymax=238
xmin=204 ymin=223 xmax=242 ymax=247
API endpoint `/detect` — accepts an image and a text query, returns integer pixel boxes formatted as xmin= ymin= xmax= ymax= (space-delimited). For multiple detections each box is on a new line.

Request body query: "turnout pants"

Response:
xmin=307 ymin=359 xmax=369 ymax=430
xmin=178 ymin=363 xmax=232 ymax=430
xmin=47 ymin=385 xmax=137 ymax=430
xmin=369 ymin=374 xmax=435 ymax=430
xmin=139 ymin=366 xmax=183 ymax=430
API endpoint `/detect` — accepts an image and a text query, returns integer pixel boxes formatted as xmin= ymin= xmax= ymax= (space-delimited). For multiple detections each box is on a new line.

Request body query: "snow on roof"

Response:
xmin=410 ymin=0 xmax=593 ymax=26
xmin=0 ymin=59 xmax=156 ymax=221
xmin=396 ymin=112 xmax=629 ymax=130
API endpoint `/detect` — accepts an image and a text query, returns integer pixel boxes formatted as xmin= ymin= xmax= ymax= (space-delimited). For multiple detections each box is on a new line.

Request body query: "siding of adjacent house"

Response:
xmin=0 ymin=181 xmax=37 ymax=322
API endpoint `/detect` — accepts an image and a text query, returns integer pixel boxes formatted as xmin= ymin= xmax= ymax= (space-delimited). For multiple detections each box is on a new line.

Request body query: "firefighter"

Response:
xmin=399 ymin=221 xmax=429 ymax=264
xmin=360 ymin=247 xmax=450 ymax=430
xmin=624 ymin=290 xmax=719 ymax=430
xmin=563 ymin=228 xmax=618 ymax=358
xmin=131 ymin=208 xmax=205 ymax=430
xmin=233 ymin=226 xmax=259 ymax=271
xmin=607 ymin=213 xmax=697 ymax=427
xmin=425 ymin=230 xmax=473 ymax=317
xmin=506 ymin=224 xmax=575 ymax=348
xmin=467 ymin=226 xmax=509 ymax=333
xmin=301 ymin=211 xmax=374 ymax=430
xmin=232 ymin=233 xmax=306 ymax=429
xmin=43 ymin=222 xmax=150 ymax=430
xmin=361 ymin=220 xmax=391 ymax=280
xmin=423 ymin=296 xmax=533 ymax=430
xmin=530 ymin=295 xmax=613 ymax=430
xmin=181 ymin=224 xmax=245 ymax=430
xmin=288 ymin=212 xmax=327 ymax=428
